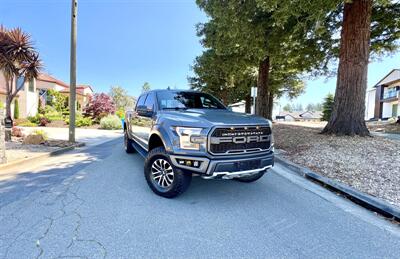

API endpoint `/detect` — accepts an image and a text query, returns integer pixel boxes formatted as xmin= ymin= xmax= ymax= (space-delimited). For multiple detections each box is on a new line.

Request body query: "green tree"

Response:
xmin=322 ymin=0 xmax=400 ymax=136
xmin=47 ymin=89 xmax=67 ymax=112
xmin=283 ymin=104 xmax=293 ymax=112
xmin=196 ymin=0 xmax=331 ymax=119
xmin=142 ymin=82 xmax=151 ymax=93
xmin=13 ymin=99 xmax=19 ymax=119
xmin=189 ymin=49 xmax=256 ymax=106
xmin=267 ymin=0 xmax=399 ymax=135
xmin=109 ymin=86 xmax=135 ymax=110
xmin=0 ymin=26 xmax=43 ymax=119
xmin=322 ymin=94 xmax=334 ymax=121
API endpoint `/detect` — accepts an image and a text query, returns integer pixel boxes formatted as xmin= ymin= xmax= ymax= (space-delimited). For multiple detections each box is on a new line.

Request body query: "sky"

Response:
xmin=1 ymin=0 xmax=399 ymax=107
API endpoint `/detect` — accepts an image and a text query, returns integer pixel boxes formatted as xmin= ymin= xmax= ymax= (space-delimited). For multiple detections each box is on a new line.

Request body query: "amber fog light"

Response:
xmin=177 ymin=159 xmax=202 ymax=168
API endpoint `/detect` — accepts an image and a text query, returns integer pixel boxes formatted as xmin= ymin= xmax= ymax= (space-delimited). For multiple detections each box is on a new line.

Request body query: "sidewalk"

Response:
xmin=3 ymin=127 xmax=122 ymax=166
xmin=21 ymin=127 xmax=123 ymax=147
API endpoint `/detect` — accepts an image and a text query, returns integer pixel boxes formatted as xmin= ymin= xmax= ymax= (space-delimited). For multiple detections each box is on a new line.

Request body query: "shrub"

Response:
xmin=28 ymin=114 xmax=51 ymax=126
xmin=28 ymin=115 xmax=40 ymax=124
xmin=14 ymin=118 xmax=29 ymax=126
xmin=116 ymin=108 xmax=125 ymax=119
xmin=18 ymin=121 xmax=38 ymax=127
xmin=65 ymin=116 xmax=93 ymax=127
xmin=12 ymin=126 xmax=24 ymax=137
xmin=38 ymin=116 xmax=50 ymax=126
xmin=44 ymin=105 xmax=56 ymax=114
xmin=0 ymin=102 xmax=4 ymax=109
xmin=14 ymin=99 xmax=19 ymax=119
xmin=77 ymin=117 xmax=92 ymax=127
xmin=47 ymin=89 xmax=67 ymax=112
xmin=33 ymin=129 xmax=48 ymax=140
xmin=44 ymin=106 xmax=64 ymax=121
xmin=46 ymin=113 xmax=64 ymax=121
xmin=84 ymin=93 xmax=116 ymax=121
xmin=100 ymin=115 xmax=122 ymax=130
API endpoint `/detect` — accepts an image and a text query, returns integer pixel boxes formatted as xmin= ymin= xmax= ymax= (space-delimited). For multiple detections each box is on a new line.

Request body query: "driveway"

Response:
xmin=1 ymin=138 xmax=399 ymax=258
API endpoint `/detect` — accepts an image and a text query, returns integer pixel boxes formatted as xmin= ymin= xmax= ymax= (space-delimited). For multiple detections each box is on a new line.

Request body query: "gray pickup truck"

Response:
xmin=124 ymin=89 xmax=274 ymax=198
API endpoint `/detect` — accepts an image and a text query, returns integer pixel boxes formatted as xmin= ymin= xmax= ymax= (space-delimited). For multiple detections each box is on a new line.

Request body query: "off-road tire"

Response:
xmin=234 ymin=171 xmax=265 ymax=183
xmin=124 ymin=130 xmax=136 ymax=154
xmin=144 ymin=147 xmax=192 ymax=198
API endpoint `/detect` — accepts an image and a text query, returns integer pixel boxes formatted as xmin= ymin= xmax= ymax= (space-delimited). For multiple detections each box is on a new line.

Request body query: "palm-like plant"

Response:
xmin=0 ymin=25 xmax=43 ymax=118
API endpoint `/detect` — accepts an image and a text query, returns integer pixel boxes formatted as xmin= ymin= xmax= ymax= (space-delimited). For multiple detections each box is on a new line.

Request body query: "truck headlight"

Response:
xmin=174 ymin=127 xmax=205 ymax=150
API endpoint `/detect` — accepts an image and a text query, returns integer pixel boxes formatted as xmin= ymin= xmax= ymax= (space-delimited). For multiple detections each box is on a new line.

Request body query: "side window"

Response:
xmin=144 ymin=92 xmax=155 ymax=111
xmin=135 ymin=94 xmax=146 ymax=111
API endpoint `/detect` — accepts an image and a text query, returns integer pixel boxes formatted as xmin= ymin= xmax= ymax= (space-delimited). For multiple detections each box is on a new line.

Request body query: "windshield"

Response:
xmin=157 ymin=91 xmax=226 ymax=110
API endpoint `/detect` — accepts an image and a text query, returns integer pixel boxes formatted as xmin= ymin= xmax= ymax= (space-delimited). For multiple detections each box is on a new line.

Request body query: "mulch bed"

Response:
xmin=274 ymin=123 xmax=400 ymax=207
xmin=45 ymin=120 xmax=100 ymax=129
xmin=5 ymin=137 xmax=80 ymax=163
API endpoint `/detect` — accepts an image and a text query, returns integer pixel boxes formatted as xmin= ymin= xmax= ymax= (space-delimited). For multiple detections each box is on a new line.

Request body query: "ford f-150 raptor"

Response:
xmin=124 ymin=89 xmax=274 ymax=198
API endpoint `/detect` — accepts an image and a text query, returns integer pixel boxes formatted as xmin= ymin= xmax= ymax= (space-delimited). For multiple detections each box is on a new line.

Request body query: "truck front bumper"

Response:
xmin=169 ymin=151 xmax=274 ymax=179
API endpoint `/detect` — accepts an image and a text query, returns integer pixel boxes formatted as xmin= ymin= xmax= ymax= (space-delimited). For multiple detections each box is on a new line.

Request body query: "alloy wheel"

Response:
xmin=151 ymin=158 xmax=174 ymax=188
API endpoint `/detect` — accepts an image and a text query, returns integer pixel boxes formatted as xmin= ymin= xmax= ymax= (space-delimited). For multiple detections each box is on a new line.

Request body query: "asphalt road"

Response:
xmin=1 ymin=138 xmax=399 ymax=258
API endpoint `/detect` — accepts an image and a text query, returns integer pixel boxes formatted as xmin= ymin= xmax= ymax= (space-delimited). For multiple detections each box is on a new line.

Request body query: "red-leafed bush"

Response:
xmin=12 ymin=126 xmax=24 ymax=137
xmin=84 ymin=93 xmax=116 ymax=122
xmin=38 ymin=116 xmax=50 ymax=126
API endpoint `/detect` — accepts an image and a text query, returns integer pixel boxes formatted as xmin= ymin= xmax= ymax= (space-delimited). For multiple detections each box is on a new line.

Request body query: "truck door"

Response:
xmin=132 ymin=92 xmax=155 ymax=150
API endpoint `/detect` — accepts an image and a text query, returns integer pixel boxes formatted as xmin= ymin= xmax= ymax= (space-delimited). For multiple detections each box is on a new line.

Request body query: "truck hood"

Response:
xmin=159 ymin=109 xmax=270 ymax=128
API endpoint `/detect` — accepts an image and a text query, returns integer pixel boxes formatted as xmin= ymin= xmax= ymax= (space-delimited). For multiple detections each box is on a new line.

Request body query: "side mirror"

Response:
xmin=137 ymin=105 xmax=153 ymax=117
xmin=227 ymin=107 xmax=233 ymax=112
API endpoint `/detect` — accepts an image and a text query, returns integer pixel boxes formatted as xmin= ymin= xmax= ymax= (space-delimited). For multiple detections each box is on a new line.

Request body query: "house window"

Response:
xmin=28 ymin=79 xmax=34 ymax=92
xmin=383 ymin=87 xmax=397 ymax=99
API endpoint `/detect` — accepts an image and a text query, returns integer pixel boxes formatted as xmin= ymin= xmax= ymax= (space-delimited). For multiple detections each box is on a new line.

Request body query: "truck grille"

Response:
xmin=209 ymin=126 xmax=272 ymax=155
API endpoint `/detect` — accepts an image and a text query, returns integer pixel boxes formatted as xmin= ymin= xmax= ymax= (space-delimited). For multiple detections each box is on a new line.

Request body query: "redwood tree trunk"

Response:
xmin=322 ymin=0 xmax=372 ymax=136
xmin=256 ymin=57 xmax=271 ymax=119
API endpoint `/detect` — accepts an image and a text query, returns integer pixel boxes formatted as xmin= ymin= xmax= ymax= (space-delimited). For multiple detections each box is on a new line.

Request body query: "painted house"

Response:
xmin=0 ymin=72 xmax=93 ymax=119
xmin=365 ymin=69 xmax=400 ymax=120
xmin=275 ymin=111 xmax=322 ymax=121
xmin=0 ymin=71 xmax=38 ymax=118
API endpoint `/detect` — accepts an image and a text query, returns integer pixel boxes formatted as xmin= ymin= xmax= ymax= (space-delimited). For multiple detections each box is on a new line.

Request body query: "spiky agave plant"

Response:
xmin=0 ymin=26 xmax=43 ymax=119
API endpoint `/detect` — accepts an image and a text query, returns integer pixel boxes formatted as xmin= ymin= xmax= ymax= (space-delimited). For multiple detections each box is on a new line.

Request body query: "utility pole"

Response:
xmin=69 ymin=0 xmax=77 ymax=142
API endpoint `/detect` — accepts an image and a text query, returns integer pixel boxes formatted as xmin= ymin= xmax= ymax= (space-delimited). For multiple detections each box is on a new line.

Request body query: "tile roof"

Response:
xmin=37 ymin=73 xmax=69 ymax=88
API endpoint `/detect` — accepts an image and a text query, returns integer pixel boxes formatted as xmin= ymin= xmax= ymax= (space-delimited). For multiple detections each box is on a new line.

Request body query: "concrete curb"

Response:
xmin=275 ymin=155 xmax=400 ymax=221
xmin=0 ymin=142 xmax=85 ymax=171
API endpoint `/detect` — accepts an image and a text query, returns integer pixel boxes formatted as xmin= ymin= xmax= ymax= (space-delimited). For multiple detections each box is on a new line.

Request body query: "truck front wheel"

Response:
xmin=144 ymin=147 xmax=191 ymax=198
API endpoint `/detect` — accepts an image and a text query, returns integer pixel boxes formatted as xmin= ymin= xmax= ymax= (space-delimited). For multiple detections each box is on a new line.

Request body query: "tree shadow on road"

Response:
xmin=0 ymin=139 xmax=120 ymax=209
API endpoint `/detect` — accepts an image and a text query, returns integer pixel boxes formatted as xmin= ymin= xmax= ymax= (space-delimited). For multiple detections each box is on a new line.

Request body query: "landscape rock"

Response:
xmin=23 ymin=134 xmax=46 ymax=145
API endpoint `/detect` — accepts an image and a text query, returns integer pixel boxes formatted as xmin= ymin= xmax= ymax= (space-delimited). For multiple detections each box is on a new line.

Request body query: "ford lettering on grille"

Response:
xmin=209 ymin=126 xmax=271 ymax=155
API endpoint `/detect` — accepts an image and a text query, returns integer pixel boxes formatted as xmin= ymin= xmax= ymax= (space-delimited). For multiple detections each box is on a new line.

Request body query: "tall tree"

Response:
xmin=322 ymin=93 xmax=335 ymax=121
xmin=271 ymin=0 xmax=399 ymax=135
xmin=142 ymin=82 xmax=151 ymax=93
xmin=196 ymin=0 xmax=333 ymax=119
xmin=109 ymin=85 xmax=135 ymax=110
xmin=323 ymin=0 xmax=372 ymax=135
xmin=0 ymin=26 xmax=42 ymax=119
xmin=322 ymin=0 xmax=399 ymax=136
xmin=189 ymin=49 xmax=256 ymax=105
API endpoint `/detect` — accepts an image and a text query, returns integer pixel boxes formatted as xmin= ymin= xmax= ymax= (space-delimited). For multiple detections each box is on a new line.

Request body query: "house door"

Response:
xmin=393 ymin=104 xmax=398 ymax=117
